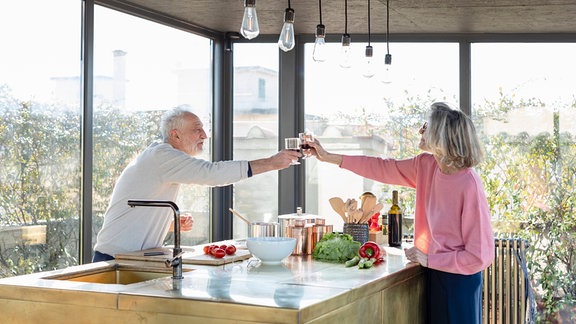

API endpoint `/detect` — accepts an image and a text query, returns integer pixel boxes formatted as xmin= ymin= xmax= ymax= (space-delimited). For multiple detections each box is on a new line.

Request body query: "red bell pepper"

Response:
xmin=368 ymin=212 xmax=381 ymax=231
xmin=359 ymin=241 xmax=381 ymax=259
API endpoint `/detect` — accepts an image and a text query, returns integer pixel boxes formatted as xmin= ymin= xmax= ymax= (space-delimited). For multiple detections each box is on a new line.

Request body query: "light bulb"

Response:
xmin=278 ymin=8 xmax=295 ymax=52
xmin=362 ymin=45 xmax=375 ymax=78
xmin=381 ymin=53 xmax=393 ymax=83
xmin=339 ymin=34 xmax=352 ymax=68
xmin=313 ymin=24 xmax=327 ymax=62
xmin=240 ymin=0 xmax=259 ymax=40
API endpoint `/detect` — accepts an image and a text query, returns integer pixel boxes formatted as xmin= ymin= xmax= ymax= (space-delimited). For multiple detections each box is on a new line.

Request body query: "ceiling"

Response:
xmin=101 ymin=0 xmax=576 ymax=36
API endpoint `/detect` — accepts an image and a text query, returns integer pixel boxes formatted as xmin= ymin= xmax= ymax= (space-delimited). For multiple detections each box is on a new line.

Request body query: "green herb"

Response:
xmin=312 ymin=232 xmax=361 ymax=263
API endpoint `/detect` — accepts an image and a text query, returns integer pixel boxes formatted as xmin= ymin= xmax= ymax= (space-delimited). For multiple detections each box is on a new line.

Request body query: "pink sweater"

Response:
xmin=341 ymin=153 xmax=494 ymax=275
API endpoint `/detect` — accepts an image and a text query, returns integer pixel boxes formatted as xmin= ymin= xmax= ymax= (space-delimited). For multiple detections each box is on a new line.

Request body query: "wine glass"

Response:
xmin=284 ymin=137 xmax=301 ymax=165
xmin=298 ymin=131 xmax=314 ymax=159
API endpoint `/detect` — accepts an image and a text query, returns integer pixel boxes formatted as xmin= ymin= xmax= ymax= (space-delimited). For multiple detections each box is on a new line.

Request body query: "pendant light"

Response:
xmin=278 ymin=0 xmax=295 ymax=52
xmin=240 ymin=0 xmax=260 ymax=40
xmin=382 ymin=0 xmax=393 ymax=83
xmin=362 ymin=0 xmax=375 ymax=78
xmin=339 ymin=0 xmax=352 ymax=68
xmin=313 ymin=0 xmax=327 ymax=62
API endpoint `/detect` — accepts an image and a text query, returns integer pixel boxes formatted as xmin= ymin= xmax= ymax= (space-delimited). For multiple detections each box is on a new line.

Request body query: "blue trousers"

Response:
xmin=92 ymin=250 xmax=115 ymax=262
xmin=427 ymin=268 xmax=482 ymax=324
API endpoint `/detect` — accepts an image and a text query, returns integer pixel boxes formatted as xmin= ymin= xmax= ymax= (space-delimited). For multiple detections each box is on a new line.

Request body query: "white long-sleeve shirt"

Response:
xmin=94 ymin=142 xmax=249 ymax=256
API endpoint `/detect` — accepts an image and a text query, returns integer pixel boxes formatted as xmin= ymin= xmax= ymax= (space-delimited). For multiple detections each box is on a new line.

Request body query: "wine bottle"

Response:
xmin=388 ymin=190 xmax=403 ymax=247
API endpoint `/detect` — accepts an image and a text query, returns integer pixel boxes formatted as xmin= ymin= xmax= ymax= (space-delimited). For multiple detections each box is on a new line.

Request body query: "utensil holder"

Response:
xmin=343 ymin=223 xmax=369 ymax=244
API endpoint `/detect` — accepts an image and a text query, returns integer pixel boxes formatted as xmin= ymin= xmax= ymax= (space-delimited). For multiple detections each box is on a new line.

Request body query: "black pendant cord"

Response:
xmin=344 ymin=0 xmax=348 ymax=34
xmin=386 ymin=0 xmax=390 ymax=54
xmin=367 ymin=0 xmax=371 ymax=46
xmin=318 ymin=0 xmax=323 ymax=25
xmin=288 ymin=0 xmax=291 ymax=10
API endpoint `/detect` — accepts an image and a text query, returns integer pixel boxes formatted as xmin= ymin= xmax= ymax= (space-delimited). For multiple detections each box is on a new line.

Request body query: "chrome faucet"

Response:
xmin=127 ymin=199 xmax=183 ymax=286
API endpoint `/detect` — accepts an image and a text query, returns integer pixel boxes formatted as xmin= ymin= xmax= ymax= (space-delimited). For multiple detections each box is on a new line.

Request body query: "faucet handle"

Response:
xmin=164 ymin=251 xmax=185 ymax=268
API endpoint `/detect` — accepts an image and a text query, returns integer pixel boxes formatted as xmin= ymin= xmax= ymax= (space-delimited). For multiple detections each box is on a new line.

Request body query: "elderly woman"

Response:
xmin=307 ymin=102 xmax=494 ymax=324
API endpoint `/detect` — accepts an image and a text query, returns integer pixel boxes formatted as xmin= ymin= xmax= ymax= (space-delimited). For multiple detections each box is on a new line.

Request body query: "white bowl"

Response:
xmin=246 ymin=237 xmax=296 ymax=264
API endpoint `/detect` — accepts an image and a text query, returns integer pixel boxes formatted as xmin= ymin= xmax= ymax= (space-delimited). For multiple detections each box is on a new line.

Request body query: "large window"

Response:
xmin=92 ymin=6 xmax=213 ymax=247
xmin=301 ymin=40 xmax=576 ymax=318
xmin=2 ymin=4 xmax=575 ymax=317
xmin=0 ymin=1 xmax=82 ymax=275
xmin=304 ymin=42 xmax=459 ymax=231
xmin=232 ymin=43 xmax=279 ymax=239
xmin=472 ymin=43 xmax=576 ymax=313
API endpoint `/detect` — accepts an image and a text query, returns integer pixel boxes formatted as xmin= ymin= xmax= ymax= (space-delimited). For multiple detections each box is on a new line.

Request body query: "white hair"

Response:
xmin=160 ymin=107 xmax=193 ymax=142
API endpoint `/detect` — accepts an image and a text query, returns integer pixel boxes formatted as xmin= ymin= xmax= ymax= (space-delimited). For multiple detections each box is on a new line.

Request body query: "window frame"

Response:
xmin=84 ymin=1 xmax=576 ymax=263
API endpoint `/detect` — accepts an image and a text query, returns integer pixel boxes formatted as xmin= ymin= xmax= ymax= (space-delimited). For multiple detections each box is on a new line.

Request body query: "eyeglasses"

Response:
xmin=419 ymin=122 xmax=428 ymax=134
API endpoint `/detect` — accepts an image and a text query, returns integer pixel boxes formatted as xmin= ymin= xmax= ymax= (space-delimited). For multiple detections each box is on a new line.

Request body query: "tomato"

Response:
xmin=225 ymin=245 xmax=237 ymax=255
xmin=204 ymin=243 xmax=235 ymax=257
xmin=212 ymin=248 xmax=226 ymax=258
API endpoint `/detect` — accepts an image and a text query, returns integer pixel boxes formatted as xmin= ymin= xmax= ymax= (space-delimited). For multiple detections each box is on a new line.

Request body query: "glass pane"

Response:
xmin=472 ymin=43 xmax=576 ymax=223
xmin=304 ymin=42 xmax=459 ymax=231
xmin=93 ymin=6 xmax=212 ymax=248
xmin=472 ymin=43 xmax=576 ymax=317
xmin=0 ymin=1 xmax=81 ymax=276
xmin=232 ymin=43 xmax=279 ymax=239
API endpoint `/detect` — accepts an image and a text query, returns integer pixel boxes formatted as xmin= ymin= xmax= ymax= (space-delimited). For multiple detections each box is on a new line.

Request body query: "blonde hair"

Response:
xmin=424 ymin=102 xmax=483 ymax=169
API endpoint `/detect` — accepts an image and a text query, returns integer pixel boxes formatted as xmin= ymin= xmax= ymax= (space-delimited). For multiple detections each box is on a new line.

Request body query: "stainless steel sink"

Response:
xmin=43 ymin=263 xmax=191 ymax=285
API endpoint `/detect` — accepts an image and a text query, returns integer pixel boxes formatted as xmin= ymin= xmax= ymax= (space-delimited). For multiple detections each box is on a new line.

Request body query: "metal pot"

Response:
xmin=278 ymin=213 xmax=324 ymax=237
xmin=249 ymin=222 xmax=279 ymax=238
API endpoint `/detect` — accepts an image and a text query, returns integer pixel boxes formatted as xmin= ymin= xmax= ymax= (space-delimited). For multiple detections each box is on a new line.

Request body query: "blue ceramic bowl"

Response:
xmin=246 ymin=237 xmax=296 ymax=264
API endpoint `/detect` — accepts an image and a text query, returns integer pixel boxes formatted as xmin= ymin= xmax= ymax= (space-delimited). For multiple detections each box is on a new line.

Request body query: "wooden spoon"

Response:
xmin=361 ymin=196 xmax=377 ymax=220
xmin=353 ymin=210 xmax=363 ymax=223
xmin=345 ymin=199 xmax=358 ymax=223
xmin=329 ymin=197 xmax=347 ymax=222
xmin=359 ymin=202 xmax=384 ymax=224
xmin=371 ymin=202 xmax=384 ymax=215
xmin=228 ymin=208 xmax=250 ymax=225
xmin=345 ymin=198 xmax=358 ymax=214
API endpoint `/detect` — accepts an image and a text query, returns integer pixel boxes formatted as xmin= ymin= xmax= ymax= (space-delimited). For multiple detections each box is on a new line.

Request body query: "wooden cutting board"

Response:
xmin=114 ymin=246 xmax=252 ymax=266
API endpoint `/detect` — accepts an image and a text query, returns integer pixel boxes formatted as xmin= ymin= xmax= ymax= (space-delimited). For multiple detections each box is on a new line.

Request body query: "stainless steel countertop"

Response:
xmin=0 ymin=242 xmax=415 ymax=310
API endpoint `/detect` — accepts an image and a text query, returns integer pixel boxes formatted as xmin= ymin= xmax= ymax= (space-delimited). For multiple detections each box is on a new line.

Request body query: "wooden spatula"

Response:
xmin=329 ymin=197 xmax=347 ymax=222
xmin=361 ymin=196 xmax=377 ymax=220
xmin=359 ymin=202 xmax=384 ymax=224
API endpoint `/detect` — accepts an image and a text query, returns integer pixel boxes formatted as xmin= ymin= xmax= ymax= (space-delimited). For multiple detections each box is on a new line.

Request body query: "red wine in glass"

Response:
xmin=298 ymin=132 xmax=314 ymax=158
xmin=284 ymin=138 xmax=301 ymax=165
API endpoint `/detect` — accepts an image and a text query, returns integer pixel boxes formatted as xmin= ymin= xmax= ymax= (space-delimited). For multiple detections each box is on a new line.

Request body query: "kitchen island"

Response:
xmin=0 ymin=243 xmax=425 ymax=323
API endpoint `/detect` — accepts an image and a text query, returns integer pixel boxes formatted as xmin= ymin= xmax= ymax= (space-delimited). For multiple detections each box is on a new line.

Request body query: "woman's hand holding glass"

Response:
xmin=305 ymin=138 xmax=344 ymax=166
xmin=299 ymin=131 xmax=315 ymax=159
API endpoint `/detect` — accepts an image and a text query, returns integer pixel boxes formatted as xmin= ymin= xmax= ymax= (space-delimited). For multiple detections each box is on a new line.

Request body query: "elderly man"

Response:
xmin=93 ymin=107 xmax=300 ymax=262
